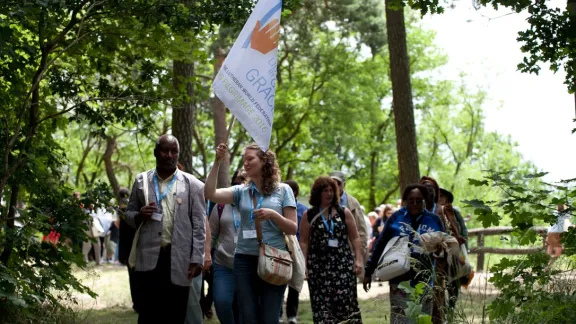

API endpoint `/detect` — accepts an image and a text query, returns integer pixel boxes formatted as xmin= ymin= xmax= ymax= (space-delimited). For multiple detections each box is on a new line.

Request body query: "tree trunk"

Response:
xmin=171 ymin=0 xmax=196 ymax=174
xmin=212 ymin=48 xmax=231 ymax=188
xmin=385 ymin=0 xmax=420 ymax=192
xmin=286 ymin=165 xmax=294 ymax=180
xmin=103 ymin=136 xmax=121 ymax=199
xmin=76 ymin=135 xmax=97 ymax=187
xmin=172 ymin=59 xmax=195 ymax=174
xmin=369 ymin=150 xmax=377 ymax=210
xmin=0 ymin=184 xmax=19 ymax=265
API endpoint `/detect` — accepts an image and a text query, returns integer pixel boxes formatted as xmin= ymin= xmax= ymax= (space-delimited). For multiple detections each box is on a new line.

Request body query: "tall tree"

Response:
xmin=212 ymin=48 xmax=231 ymax=187
xmin=172 ymin=59 xmax=195 ymax=173
xmin=385 ymin=0 xmax=420 ymax=192
xmin=172 ymin=0 xmax=195 ymax=173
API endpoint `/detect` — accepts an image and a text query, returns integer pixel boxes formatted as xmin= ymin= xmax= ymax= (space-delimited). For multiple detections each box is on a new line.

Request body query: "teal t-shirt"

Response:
xmin=233 ymin=182 xmax=296 ymax=256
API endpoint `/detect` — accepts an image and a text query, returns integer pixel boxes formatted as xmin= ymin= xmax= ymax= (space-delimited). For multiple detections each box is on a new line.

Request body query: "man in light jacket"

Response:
xmin=330 ymin=171 xmax=369 ymax=260
xmin=126 ymin=135 xmax=206 ymax=324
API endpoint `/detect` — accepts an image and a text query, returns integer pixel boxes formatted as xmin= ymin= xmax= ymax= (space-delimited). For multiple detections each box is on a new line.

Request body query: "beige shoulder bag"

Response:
xmin=128 ymin=171 xmax=148 ymax=269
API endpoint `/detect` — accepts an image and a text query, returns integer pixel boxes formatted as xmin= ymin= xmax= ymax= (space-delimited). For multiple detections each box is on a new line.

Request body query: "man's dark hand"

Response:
xmin=139 ymin=202 xmax=157 ymax=221
xmin=363 ymin=276 xmax=372 ymax=292
xmin=188 ymin=263 xmax=203 ymax=279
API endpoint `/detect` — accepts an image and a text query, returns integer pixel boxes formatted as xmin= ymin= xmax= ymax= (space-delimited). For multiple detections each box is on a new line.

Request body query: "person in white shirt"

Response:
xmin=547 ymin=204 xmax=571 ymax=257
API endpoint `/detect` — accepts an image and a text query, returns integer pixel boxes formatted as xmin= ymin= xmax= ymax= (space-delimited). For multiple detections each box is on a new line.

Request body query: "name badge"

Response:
xmin=243 ymin=230 xmax=257 ymax=239
xmin=328 ymin=239 xmax=338 ymax=247
xmin=234 ymin=235 xmax=238 ymax=243
xmin=151 ymin=212 xmax=163 ymax=222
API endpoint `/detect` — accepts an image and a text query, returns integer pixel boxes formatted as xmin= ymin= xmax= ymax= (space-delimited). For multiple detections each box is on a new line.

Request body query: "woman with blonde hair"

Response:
xmin=205 ymin=143 xmax=297 ymax=324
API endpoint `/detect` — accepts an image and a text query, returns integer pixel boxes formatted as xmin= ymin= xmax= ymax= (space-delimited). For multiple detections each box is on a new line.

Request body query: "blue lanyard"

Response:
xmin=427 ymin=203 xmax=436 ymax=214
xmin=320 ymin=208 xmax=335 ymax=237
xmin=249 ymin=184 xmax=264 ymax=223
xmin=153 ymin=171 xmax=178 ymax=206
xmin=206 ymin=200 xmax=211 ymax=217
xmin=232 ymin=207 xmax=240 ymax=231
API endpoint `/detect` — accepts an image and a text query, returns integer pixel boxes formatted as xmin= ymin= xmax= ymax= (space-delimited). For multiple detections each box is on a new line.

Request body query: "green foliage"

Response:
xmin=0 ymin=0 xmax=255 ymax=316
xmin=465 ymin=171 xmax=576 ymax=322
xmin=399 ymin=281 xmax=433 ymax=323
xmin=463 ymin=171 xmax=571 ymax=229
xmin=0 ymin=182 xmax=113 ymax=321
xmin=57 ymin=4 xmax=536 ymax=217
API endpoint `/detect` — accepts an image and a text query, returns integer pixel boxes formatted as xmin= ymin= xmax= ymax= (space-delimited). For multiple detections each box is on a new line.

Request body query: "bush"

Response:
xmin=465 ymin=171 xmax=576 ymax=323
xmin=0 ymin=182 xmax=113 ymax=323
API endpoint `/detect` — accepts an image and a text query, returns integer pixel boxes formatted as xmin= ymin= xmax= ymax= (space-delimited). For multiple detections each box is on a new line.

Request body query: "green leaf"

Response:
xmin=417 ymin=315 xmax=433 ymax=324
xmin=463 ymin=199 xmax=491 ymax=211
xmin=512 ymin=228 xmax=538 ymax=245
xmin=398 ymin=281 xmax=414 ymax=295
xmin=468 ymin=178 xmax=489 ymax=187
xmin=405 ymin=301 xmax=423 ymax=320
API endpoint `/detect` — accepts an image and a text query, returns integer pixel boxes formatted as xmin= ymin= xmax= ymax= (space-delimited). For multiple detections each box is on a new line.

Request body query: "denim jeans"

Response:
xmin=234 ymin=254 xmax=286 ymax=324
xmin=213 ymin=262 xmax=238 ymax=324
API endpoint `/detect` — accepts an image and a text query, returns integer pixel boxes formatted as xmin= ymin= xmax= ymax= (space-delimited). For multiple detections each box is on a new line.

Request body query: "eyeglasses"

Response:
xmin=405 ymin=199 xmax=425 ymax=206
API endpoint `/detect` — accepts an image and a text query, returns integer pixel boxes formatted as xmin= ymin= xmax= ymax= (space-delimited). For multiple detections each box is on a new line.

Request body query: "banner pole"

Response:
xmin=216 ymin=116 xmax=236 ymax=166
xmin=225 ymin=116 xmax=236 ymax=144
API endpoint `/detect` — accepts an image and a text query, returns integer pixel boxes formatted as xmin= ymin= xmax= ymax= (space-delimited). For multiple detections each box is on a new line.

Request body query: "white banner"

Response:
xmin=212 ymin=0 xmax=282 ymax=151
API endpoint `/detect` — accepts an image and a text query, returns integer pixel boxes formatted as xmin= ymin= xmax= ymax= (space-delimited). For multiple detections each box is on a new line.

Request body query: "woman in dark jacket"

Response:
xmin=363 ymin=184 xmax=445 ymax=323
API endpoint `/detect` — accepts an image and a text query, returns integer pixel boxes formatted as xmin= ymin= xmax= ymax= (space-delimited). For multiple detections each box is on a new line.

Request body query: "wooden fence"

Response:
xmin=467 ymin=226 xmax=548 ymax=272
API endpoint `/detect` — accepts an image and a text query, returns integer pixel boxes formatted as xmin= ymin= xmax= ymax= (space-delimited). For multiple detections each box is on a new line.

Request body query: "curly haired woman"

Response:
xmin=205 ymin=143 xmax=297 ymax=324
xmin=299 ymin=176 xmax=363 ymax=323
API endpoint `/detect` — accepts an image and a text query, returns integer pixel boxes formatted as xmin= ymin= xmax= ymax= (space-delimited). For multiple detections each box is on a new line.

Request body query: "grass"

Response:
xmin=75 ymin=264 xmax=494 ymax=323
xmin=82 ymin=298 xmax=393 ymax=324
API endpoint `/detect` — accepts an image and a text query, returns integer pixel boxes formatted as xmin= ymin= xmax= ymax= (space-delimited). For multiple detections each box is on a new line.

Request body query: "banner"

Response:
xmin=212 ymin=0 xmax=282 ymax=151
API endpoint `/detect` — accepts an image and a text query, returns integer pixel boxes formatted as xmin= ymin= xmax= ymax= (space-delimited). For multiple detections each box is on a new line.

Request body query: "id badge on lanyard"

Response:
xmin=322 ymin=208 xmax=338 ymax=248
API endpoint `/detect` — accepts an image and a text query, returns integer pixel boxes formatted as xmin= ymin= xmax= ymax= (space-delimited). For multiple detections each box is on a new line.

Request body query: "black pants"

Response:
xmin=280 ymin=286 xmax=299 ymax=319
xmin=286 ymin=286 xmax=299 ymax=318
xmin=137 ymin=246 xmax=190 ymax=324
xmin=448 ymin=279 xmax=460 ymax=309
xmin=201 ymin=267 xmax=214 ymax=315
xmin=127 ymin=266 xmax=141 ymax=313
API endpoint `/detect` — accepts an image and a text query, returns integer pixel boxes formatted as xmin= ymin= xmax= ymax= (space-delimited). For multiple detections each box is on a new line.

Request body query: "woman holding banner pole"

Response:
xmin=205 ymin=142 xmax=297 ymax=324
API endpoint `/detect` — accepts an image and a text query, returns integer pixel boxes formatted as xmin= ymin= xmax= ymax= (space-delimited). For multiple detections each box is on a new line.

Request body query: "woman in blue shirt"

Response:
xmin=205 ymin=143 xmax=297 ymax=324
xmin=363 ymin=184 xmax=445 ymax=323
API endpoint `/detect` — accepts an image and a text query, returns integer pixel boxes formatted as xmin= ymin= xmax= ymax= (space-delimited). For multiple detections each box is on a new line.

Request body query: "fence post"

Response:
xmin=477 ymin=233 xmax=485 ymax=272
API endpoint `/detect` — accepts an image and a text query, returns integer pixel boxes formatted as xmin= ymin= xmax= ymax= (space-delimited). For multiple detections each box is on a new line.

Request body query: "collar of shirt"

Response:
xmin=155 ymin=168 xmax=178 ymax=182
xmin=250 ymin=181 xmax=261 ymax=194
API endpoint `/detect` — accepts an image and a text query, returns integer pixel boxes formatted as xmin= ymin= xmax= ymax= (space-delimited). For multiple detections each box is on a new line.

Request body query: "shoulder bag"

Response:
xmin=128 ymin=171 xmax=148 ymax=269
xmin=252 ymin=188 xmax=293 ymax=286
xmin=373 ymin=235 xmax=411 ymax=281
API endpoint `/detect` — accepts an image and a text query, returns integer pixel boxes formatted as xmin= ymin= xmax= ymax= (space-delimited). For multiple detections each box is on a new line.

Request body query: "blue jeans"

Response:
xmin=213 ymin=262 xmax=237 ymax=324
xmin=234 ymin=254 xmax=286 ymax=324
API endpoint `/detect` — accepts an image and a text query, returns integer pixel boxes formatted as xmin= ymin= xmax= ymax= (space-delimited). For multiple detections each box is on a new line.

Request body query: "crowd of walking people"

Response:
xmin=101 ymin=134 xmax=475 ymax=324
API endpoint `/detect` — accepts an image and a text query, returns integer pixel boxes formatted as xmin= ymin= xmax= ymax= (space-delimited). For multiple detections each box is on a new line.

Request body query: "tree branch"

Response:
xmin=380 ymin=181 xmax=400 ymax=205
xmin=191 ymin=126 xmax=207 ymax=177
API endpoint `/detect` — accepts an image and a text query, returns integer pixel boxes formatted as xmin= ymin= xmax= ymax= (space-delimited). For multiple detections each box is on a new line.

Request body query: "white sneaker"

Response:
xmin=288 ymin=317 xmax=297 ymax=324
